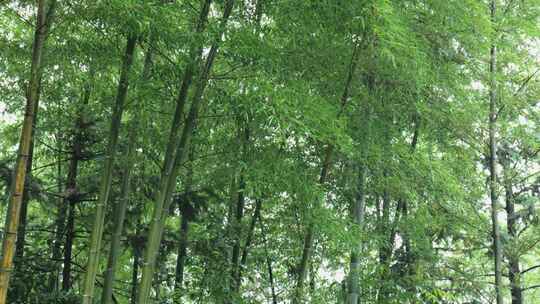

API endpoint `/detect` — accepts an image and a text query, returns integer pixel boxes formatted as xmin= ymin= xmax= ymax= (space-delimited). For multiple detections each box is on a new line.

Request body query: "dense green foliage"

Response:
xmin=0 ymin=0 xmax=539 ymax=303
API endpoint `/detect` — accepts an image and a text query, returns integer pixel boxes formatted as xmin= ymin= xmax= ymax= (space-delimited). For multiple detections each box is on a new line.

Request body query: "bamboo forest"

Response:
xmin=0 ymin=0 xmax=539 ymax=303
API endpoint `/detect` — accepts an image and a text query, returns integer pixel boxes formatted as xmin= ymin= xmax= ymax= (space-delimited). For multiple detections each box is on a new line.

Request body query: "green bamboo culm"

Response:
xmin=488 ymin=1 xmax=503 ymax=304
xmin=81 ymin=34 xmax=138 ymax=304
xmin=0 ymin=1 xmax=57 ymax=303
xmin=134 ymin=0 xmax=211 ymax=298
xmin=100 ymin=118 xmax=137 ymax=304
xmin=136 ymin=1 xmax=236 ymax=302
xmin=100 ymin=44 xmax=153 ymax=304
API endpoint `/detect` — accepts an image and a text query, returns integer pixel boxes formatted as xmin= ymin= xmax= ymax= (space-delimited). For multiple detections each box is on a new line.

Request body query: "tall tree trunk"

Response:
xmin=230 ymin=5 xmax=264 ymax=290
xmin=62 ymin=90 xmax=89 ymax=290
xmin=12 ymin=124 xmax=36 ymax=303
xmin=506 ymin=192 xmax=522 ymax=304
xmin=347 ymin=166 xmax=365 ymax=304
xmin=14 ymin=173 xmax=31 ymax=275
xmin=49 ymin=134 xmax=64 ymax=290
xmin=239 ymin=199 xmax=262 ymax=276
xmin=267 ymin=256 xmax=278 ymax=304
xmin=174 ymin=212 xmax=189 ymax=302
xmin=136 ymin=1 xmax=235 ymax=302
xmin=346 ymin=60 xmax=375 ymax=304
xmin=101 ymin=42 xmax=153 ymax=304
xmin=62 ymin=191 xmax=76 ymax=291
xmin=128 ymin=50 xmax=153 ymax=304
xmin=231 ymin=124 xmax=250 ymax=294
xmin=488 ymin=1 xmax=503 ymax=304
xmin=136 ymin=0 xmax=211 ymax=301
xmin=230 ymin=174 xmax=245 ymax=293
xmin=293 ymin=44 xmax=359 ymax=303
xmin=100 ymin=120 xmax=137 ymax=304
xmin=130 ymin=223 xmax=143 ymax=304
xmin=503 ymin=167 xmax=522 ymax=304
xmin=377 ymin=186 xmax=392 ymax=304
xmin=260 ymin=215 xmax=277 ymax=304
xmin=173 ymin=146 xmax=195 ymax=303
xmin=82 ymin=34 xmax=138 ymax=304
xmin=398 ymin=114 xmax=420 ymax=295
xmin=13 ymin=142 xmax=34 ymax=270
xmin=0 ymin=1 xmax=56 ymax=302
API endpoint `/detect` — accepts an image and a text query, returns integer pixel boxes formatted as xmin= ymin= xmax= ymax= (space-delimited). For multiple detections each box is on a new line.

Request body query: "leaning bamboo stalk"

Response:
xmin=81 ymin=34 xmax=138 ymax=304
xmin=137 ymin=1 xmax=236 ymax=302
xmin=100 ymin=46 xmax=153 ymax=304
xmin=135 ymin=0 xmax=213 ymax=301
xmin=0 ymin=1 xmax=57 ymax=302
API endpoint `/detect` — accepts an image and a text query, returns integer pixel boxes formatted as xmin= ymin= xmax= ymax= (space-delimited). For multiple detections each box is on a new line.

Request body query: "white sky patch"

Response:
xmin=0 ymin=102 xmax=16 ymax=123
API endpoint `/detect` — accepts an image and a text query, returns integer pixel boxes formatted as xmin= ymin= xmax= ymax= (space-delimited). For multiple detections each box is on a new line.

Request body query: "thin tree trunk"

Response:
xmin=49 ymin=134 xmax=64 ymax=290
xmin=14 ymin=141 xmax=34 ymax=269
xmin=100 ymin=121 xmax=137 ymax=304
xmin=231 ymin=125 xmax=250 ymax=294
xmin=0 ymin=1 xmax=56 ymax=302
xmin=173 ymin=145 xmax=194 ymax=303
xmin=488 ymin=1 xmax=503 ymax=303
xmin=347 ymin=166 xmax=365 ymax=304
xmin=137 ymin=1 xmax=235 ymax=302
xmin=136 ymin=1 xmax=212 ymax=300
xmin=293 ymin=44 xmax=359 ymax=303
xmin=309 ymin=259 xmax=316 ymax=293
xmin=260 ymin=216 xmax=277 ymax=304
xmin=174 ymin=213 xmax=189 ymax=301
xmin=504 ymin=168 xmax=522 ymax=304
xmin=267 ymin=256 xmax=277 ymax=304
xmin=12 ymin=124 xmax=36 ymax=302
xmin=130 ymin=226 xmax=143 ymax=304
xmin=229 ymin=4 xmax=264 ymax=290
xmin=376 ymin=115 xmax=421 ymax=302
xmin=399 ymin=114 xmax=420 ymax=295
xmin=82 ymin=34 xmax=138 ymax=304
xmin=101 ymin=41 xmax=153 ymax=304
xmin=62 ymin=192 xmax=76 ymax=290
xmin=220 ymin=195 xmax=261 ymax=297
xmin=62 ymin=92 xmax=88 ymax=290
xmin=377 ymin=186 xmax=392 ymax=304
xmin=506 ymin=192 xmax=522 ymax=304
xmin=230 ymin=173 xmax=245 ymax=293
xmin=239 ymin=199 xmax=262 ymax=275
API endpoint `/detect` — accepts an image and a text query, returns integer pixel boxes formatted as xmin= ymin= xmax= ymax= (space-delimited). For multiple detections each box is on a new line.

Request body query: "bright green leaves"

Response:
xmin=86 ymin=1 xmax=156 ymax=36
xmin=268 ymin=80 xmax=352 ymax=152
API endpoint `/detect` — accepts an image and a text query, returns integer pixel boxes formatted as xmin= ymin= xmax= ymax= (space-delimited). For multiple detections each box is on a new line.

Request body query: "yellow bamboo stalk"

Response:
xmin=0 ymin=1 xmax=56 ymax=302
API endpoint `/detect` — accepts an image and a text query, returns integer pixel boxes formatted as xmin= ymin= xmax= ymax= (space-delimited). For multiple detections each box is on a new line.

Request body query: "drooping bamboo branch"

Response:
xmin=293 ymin=43 xmax=359 ymax=303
